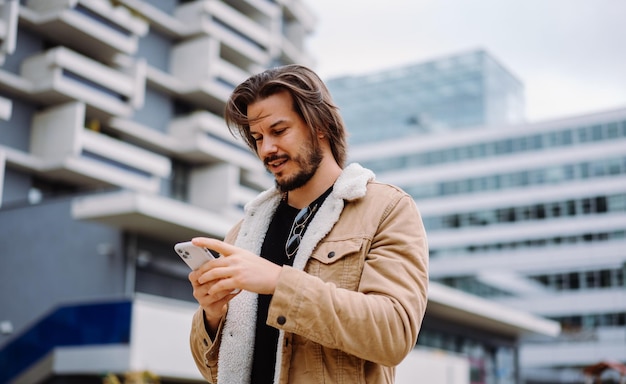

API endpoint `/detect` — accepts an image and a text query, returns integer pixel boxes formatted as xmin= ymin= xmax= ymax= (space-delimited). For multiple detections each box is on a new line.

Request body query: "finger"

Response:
xmin=192 ymin=237 xmax=239 ymax=257
xmin=188 ymin=270 xmax=206 ymax=288
xmin=198 ymin=266 xmax=232 ymax=285
xmin=207 ymin=277 xmax=241 ymax=296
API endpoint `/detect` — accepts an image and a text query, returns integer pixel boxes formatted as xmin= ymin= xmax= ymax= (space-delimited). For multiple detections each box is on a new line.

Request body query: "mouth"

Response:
xmin=265 ymin=156 xmax=288 ymax=173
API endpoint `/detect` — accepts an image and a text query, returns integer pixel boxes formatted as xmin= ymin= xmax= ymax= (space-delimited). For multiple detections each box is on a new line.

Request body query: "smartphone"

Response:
xmin=174 ymin=241 xmax=217 ymax=270
xmin=174 ymin=241 xmax=240 ymax=293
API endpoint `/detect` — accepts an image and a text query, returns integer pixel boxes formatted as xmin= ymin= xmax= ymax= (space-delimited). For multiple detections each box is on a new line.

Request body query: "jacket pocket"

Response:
xmin=306 ymin=237 xmax=365 ymax=290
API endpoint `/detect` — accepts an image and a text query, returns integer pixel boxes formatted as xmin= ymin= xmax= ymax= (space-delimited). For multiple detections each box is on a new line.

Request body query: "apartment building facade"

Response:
xmin=0 ymin=2 xmax=558 ymax=383
xmin=340 ymin=53 xmax=626 ymax=383
xmin=0 ymin=0 xmax=313 ymax=381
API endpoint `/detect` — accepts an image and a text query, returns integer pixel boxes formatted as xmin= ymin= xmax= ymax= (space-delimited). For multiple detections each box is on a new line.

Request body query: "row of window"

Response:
xmin=360 ymin=119 xmax=626 ymax=173
xmin=423 ymin=193 xmax=626 ymax=231
xmin=529 ymin=267 xmax=625 ymax=291
xmin=437 ymin=276 xmax=512 ymax=298
xmin=438 ymin=265 xmax=625 ymax=300
xmin=430 ymin=229 xmax=626 ymax=259
xmin=406 ymin=156 xmax=626 ymax=199
xmin=553 ymin=311 xmax=626 ymax=331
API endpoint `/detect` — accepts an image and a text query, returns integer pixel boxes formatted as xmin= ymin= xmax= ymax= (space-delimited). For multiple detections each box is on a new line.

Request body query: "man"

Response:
xmin=188 ymin=64 xmax=429 ymax=383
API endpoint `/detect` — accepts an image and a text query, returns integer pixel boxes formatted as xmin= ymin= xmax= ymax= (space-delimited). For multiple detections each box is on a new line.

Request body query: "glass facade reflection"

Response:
xmin=327 ymin=50 xmax=525 ymax=144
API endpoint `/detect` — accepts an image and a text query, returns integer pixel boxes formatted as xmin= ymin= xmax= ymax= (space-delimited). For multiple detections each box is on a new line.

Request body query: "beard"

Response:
xmin=266 ymin=143 xmax=324 ymax=193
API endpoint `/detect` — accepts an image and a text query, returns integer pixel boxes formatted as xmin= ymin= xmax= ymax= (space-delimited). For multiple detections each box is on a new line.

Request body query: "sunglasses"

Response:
xmin=285 ymin=204 xmax=318 ymax=259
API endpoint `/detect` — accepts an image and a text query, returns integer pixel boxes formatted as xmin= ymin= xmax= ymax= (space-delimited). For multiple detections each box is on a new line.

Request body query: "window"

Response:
xmin=531 ymin=134 xmax=544 ymax=149
xmin=562 ymin=129 xmax=573 ymax=145
xmin=547 ymin=131 xmax=560 ymax=147
xmin=607 ymin=159 xmax=621 ymax=175
xmin=534 ymin=204 xmax=546 ymax=219
xmin=607 ymin=122 xmax=620 ymax=138
xmin=550 ymin=202 xmax=562 ymax=217
xmin=591 ymin=124 xmax=604 ymax=141
xmin=596 ymin=196 xmax=607 ymax=213
xmin=568 ymin=272 xmax=580 ymax=289
xmin=608 ymin=194 xmax=626 ymax=211
xmin=585 ymin=270 xmax=599 ymax=288
xmin=566 ymin=200 xmax=577 ymax=216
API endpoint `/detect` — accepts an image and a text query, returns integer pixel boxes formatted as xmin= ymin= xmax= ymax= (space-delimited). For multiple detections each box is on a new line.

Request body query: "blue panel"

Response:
xmin=0 ymin=300 xmax=132 ymax=383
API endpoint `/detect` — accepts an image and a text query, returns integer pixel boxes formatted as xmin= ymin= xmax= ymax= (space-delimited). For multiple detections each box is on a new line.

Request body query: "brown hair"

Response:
xmin=224 ymin=64 xmax=348 ymax=168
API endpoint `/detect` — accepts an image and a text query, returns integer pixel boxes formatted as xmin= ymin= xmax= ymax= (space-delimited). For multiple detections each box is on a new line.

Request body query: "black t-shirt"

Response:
xmin=250 ymin=187 xmax=332 ymax=383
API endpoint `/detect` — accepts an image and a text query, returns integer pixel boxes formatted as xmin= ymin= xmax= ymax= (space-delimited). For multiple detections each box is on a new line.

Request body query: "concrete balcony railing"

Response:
xmin=275 ymin=0 xmax=315 ymax=66
xmin=2 ymin=101 xmax=170 ymax=194
xmin=0 ymin=0 xmax=18 ymax=120
xmin=18 ymin=46 xmax=146 ymax=118
xmin=19 ymin=0 xmax=148 ymax=61
xmin=167 ymin=110 xmax=263 ymax=170
xmin=168 ymin=35 xmax=252 ymax=111
xmin=0 ymin=0 xmax=18 ymax=64
xmin=175 ymin=0 xmax=277 ymax=63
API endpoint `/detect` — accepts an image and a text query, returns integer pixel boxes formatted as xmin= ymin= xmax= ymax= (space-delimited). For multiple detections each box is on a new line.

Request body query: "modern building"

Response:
xmin=342 ymin=53 xmax=626 ymax=383
xmin=0 ymin=0 xmax=312 ymax=382
xmin=0 ymin=2 xmax=558 ymax=383
xmin=327 ymin=49 xmax=526 ymax=144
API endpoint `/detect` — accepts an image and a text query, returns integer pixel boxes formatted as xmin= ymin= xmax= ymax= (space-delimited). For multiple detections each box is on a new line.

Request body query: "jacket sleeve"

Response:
xmin=189 ymin=222 xmax=242 ymax=382
xmin=189 ymin=308 xmax=224 ymax=382
xmin=267 ymin=191 xmax=429 ymax=366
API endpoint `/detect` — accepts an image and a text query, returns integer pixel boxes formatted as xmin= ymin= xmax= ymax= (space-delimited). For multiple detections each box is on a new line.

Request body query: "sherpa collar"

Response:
xmin=216 ymin=163 xmax=375 ymax=384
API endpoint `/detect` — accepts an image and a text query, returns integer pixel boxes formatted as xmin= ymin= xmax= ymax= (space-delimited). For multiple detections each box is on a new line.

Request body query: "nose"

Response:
xmin=257 ymin=136 xmax=278 ymax=158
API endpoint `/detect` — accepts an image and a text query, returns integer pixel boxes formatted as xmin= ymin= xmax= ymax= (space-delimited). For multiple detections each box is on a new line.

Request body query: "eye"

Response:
xmin=273 ymin=128 xmax=287 ymax=136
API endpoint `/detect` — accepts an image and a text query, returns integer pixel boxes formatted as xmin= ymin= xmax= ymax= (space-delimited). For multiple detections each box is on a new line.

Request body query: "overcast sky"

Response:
xmin=305 ymin=0 xmax=626 ymax=123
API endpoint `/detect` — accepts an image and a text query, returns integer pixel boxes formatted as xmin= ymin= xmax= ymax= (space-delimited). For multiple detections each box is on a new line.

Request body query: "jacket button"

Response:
xmin=277 ymin=315 xmax=286 ymax=325
xmin=327 ymin=251 xmax=335 ymax=258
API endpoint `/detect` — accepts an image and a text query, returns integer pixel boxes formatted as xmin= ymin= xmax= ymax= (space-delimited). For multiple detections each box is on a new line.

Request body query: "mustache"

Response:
xmin=264 ymin=154 xmax=289 ymax=167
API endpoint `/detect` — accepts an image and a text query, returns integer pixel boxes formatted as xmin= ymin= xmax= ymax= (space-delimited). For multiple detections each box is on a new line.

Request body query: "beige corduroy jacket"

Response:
xmin=190 ymin=163 xmax=429 ymax=383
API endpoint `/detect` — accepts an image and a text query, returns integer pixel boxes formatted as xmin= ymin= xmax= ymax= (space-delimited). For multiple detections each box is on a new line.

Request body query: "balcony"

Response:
xmin=19 ymin=0 xmax=148 ymax=61
xmin=0 ymin=0 xmax=18 ymax=64
xmin=71 ymin=189 xmax=238 ymax=243
xmin=14 ymin=46 xmax=146 ymax=118
xmin=115 ymin=0 xmax=276 ymax=70
xmin=71 ymin=111 xmax=268 ymax=241
xmin=276 ymin=0 xmax=316 ymax=66
xmin=168 ymin=35 xmax=253 ymax=112
xmin=175 ymin=0 xmax=276 ymax=64
xmin=168 ymin=110 xmax=261 ymax=168
xmin=2 ymin=101 xmax=170 ymax=193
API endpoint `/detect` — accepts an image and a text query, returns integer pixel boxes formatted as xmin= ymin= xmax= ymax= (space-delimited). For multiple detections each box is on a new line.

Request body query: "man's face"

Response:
xmin=248 ymin=91 xmax=322 ymax=192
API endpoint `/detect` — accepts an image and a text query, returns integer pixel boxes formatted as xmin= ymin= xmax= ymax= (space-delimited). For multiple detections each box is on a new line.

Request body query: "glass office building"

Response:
xmin=346 ymin=53 xmax=626 ymax=383
xmin=327 ymin=49 xmax=525 ymax=145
